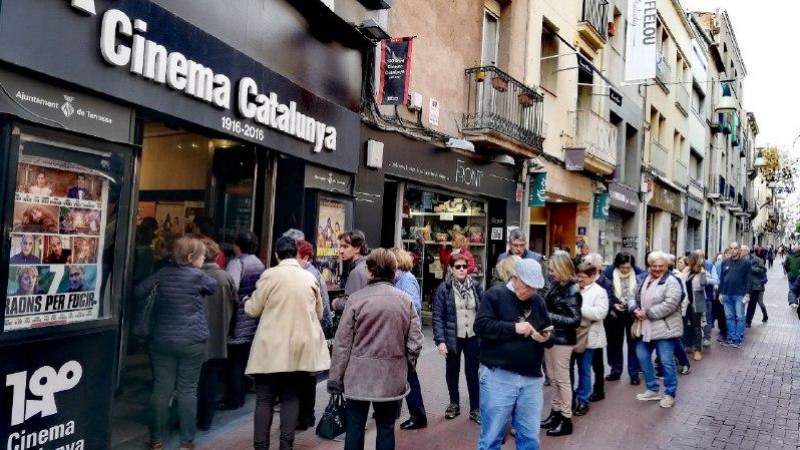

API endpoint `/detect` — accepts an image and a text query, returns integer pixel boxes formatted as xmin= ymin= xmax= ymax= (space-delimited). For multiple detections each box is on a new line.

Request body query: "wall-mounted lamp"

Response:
xmin=753 ymin=149 xmax=766 ymax=169
xmin=357 ymin=18 xmax=390 ymax=41
xmin=492 ymin=154 xmax=516 ymax=167
xmin=715 ymin=79 xmax=737 ymax=115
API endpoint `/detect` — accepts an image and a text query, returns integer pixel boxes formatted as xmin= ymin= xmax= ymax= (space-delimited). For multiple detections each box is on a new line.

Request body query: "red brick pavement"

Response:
xmin=196 ymin=263 xmax=800 ymax=450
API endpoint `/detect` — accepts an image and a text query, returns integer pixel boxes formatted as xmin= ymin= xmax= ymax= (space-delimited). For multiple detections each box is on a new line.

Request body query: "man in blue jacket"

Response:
xmin=718 ymin=243 xmax=753 ymax=348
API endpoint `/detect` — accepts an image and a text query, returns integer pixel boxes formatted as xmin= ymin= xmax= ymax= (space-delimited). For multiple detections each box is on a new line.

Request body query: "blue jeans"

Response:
xmin=478 ymin=366 xmax=543 ymax=450
xmin=722 ymin=294 xmax=747 ymax=344
xmin=636 ymin=339 xmax=678 ymax=398
xmin=576 ymin=349 xmax=594 ymax=405
xmin=703 ymin=298 xmax=714 ymax=339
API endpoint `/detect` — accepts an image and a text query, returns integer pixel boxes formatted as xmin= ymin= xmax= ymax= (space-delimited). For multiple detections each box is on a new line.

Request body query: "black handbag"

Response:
xmin=315 ymin=394 xmax=347 ymax=439
xmin=133 ymin=277 xmax=159 ymax=338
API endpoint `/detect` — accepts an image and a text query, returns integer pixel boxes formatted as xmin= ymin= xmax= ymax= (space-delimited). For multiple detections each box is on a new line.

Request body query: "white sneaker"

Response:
xmin=659 ymin=395 xmax=675 ymax=408
xmin=636 ymin=390 xmax=663 ymax=401
xmin=791 ymin=304 xmax=798 ymax=309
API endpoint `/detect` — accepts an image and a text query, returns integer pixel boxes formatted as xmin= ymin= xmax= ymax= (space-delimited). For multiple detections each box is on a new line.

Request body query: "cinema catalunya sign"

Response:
xmin=96 ymin=7 xmax=337 ymax=153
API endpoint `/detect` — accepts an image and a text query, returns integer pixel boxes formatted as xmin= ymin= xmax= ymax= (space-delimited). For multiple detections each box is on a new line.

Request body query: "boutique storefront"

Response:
xmin=356 ymin=126 xmax=521 ymax=315
xmin=646 ymin=180 xmax=684 ymax=256
xmin=0 ymin=1 xmax=365 ymax=449
xmin=602 ymin=181 xmax=640 ymax=261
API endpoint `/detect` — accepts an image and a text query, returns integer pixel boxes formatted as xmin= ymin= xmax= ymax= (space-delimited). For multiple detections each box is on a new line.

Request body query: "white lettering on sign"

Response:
xmin=6 ymin=361 xmax=83 ymax=426
xmin=455 ymin=160 xmax=483 ymax=189
xmin=6 ymin=421 xmax=78 ymax=450
xmin=93 ymin=8 xmax=337 ymax=152
xmin=67 ymin=0 xmax=96 ymax=15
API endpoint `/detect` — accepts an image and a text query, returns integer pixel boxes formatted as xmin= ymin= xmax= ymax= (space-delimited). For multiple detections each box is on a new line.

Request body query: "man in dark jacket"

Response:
xmin=784 ymin=245 xmax=800 ymax=305
xmin=719 ymin=243 xmax=753 ymax=348
xmin=744 ymin=246 xmax=768 ymax=327
xmin=496 ymin=229 xmax=548 ymax=296
xmin=332 ymin=230 xmax=370 ymax=311
xmin=475 ymin=259 xmax=552 ymax=450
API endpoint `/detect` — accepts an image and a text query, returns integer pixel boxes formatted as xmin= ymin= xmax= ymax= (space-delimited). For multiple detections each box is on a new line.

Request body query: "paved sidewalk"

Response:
xmin=195 ymin=262 xmax=800 ymax=450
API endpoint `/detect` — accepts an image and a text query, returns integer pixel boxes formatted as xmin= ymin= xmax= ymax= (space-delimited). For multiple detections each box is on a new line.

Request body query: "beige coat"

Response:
xmin=244 ymin=259 xmax=330 ymax=375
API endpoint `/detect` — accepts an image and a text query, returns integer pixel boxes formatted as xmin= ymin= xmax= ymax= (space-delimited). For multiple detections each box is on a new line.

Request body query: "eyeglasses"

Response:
xmin=453 ymin=264 xmax=468 ymax=270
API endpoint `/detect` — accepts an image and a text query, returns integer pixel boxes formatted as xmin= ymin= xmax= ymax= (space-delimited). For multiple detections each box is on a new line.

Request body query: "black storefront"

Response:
xmin=0 ymin=1 xmax=366 ymax=449
xmin=355 ymin=126 xmax=521 ymax=314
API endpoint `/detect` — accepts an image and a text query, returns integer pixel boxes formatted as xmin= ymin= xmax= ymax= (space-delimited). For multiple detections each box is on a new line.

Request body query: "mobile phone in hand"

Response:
xmin=539 ymin=325 xmax=554 ymax=334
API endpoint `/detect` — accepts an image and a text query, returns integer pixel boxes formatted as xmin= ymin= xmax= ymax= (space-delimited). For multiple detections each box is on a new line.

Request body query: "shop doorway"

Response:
xmin=112 ymin=122 xmax=265 ymax=450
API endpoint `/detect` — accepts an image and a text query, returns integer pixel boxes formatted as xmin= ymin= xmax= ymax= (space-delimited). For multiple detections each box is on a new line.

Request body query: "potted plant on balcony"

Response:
xmin=472 ymin=60 xmax=486 ymax=82
xmin=491 ymin=74 xmax=508 ymax=92
xmin=518 ymin=86 xmax=537 ymax=108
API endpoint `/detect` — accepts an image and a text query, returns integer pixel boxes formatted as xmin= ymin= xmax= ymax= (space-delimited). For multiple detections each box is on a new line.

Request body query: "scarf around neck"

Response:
xmin=613 ymin=269 xmax=636 ymax=302
xmin=452 ymin=276 xmax=475 ymax=305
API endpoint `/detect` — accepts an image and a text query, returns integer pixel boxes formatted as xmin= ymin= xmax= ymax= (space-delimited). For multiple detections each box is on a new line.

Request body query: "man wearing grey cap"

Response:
xmin=475 ymin=259 xmax=553 ymax=450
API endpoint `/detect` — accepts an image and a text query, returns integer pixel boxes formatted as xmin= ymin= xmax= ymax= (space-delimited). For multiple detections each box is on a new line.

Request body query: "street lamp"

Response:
xmin=753 ymin=149 xmax=766 ymax=169
xmin=715 ymin=79 xmax=737 ymax=115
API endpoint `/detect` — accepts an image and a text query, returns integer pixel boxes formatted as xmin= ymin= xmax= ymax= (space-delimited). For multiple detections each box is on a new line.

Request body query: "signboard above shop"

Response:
xmin=0 ymin=0 xmax=361 ymax=173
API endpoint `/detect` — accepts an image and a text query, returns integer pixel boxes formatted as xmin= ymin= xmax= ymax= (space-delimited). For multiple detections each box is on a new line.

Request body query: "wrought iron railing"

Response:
xmin=649 ymin=139 xmax=671 ymax=176
xmin=566 ymin=110 xmax=618 ymax=166
xmin=673 ymin=158 xmax=689 ymax=188
xmin=463 ymin=66 xmax=544 ymax=150
xmin=581 ymin=0 xmax=609 ymax=39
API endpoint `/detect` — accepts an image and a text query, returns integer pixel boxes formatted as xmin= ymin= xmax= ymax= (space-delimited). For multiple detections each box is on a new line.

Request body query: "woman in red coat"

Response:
xmin=440 ymin=233 xmax=476 ymax=275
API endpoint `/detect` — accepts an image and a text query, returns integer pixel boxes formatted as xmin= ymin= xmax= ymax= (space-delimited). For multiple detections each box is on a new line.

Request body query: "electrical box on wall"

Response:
xmin=407 ymin=92 xmax=423 ymax=111
xmin=366 ymin=139 xmax=384 ymax=168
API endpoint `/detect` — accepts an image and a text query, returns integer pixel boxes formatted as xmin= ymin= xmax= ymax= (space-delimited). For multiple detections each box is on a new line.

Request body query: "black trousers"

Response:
xmin=197 ymin=358 xmax=225 ymax=429
xmin=298 ymin=373 xmax=318 ymax=426
xmin=253 ymin=372 xmax=303 ymax=450
xmin=591 ymin=348 xmax=605 ymax=395
xmin=223 ymin=343 xmax=251 ymax=408
xmin=345 ymin=399 xmax=400 ymax=450
xmin=445 ymin=336 xmax=479 ymax=411
xmin=605 ymin=314 xmax=640 ymax=378
xmin=745 ymin=290 xmax=768 ymax=325
xmin=405 ymin=366 xmax=427 ymax=420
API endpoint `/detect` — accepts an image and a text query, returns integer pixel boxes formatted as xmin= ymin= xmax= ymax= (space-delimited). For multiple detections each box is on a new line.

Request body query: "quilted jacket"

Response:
xmin=134 ymin=263 xmax=218 ymax=347
xmin=432 ymin=278 xmax=484 ymax=353
xmin=227 ymin=254 xmax=265 ymax=344
xmin=633 ymin=273 xmax=684 ymax=342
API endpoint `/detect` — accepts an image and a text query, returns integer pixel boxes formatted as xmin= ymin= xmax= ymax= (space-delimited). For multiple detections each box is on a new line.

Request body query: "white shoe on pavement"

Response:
xmin=792 ymin=304 xmax=798 ymax=309
xmin=636 ymin=390 xmax=663 ymax=401
xmin=659 ymin=395 xmax=675 ymax=408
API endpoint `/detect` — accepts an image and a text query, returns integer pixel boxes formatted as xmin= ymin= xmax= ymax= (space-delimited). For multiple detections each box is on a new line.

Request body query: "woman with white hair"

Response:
xmin=630 ymin=251 xmax=684 ymax=409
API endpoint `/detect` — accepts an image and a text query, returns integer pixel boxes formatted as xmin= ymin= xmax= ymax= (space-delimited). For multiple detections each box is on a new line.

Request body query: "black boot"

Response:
xmin=540 ymin=410 xmax=562 ymax=430
xmin=546 ymin=417 xmax=573 ymax=436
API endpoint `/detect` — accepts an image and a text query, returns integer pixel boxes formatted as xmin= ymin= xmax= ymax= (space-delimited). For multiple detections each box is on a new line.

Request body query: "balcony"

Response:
xmin=708 ymin=173 xmax=727 ymax=203
xmin=673 ymin=158 xmax=689 ymax=188
xmin=676 ymin=85 xmax=690 ymax=117
xmin=649 ymin=140 xmax=671 ymax=177
xmin=463 ymin=66 xmax=544 ymax=157
xmin=746 ymin=197 xmax=757 ymax=217
xmin=564 ymin=110 xmax=618 ymax=175
xmin=577 ymin=0 xmax=609 ymax=51
xmin=656 ymin=51 xmax=671 ymax=90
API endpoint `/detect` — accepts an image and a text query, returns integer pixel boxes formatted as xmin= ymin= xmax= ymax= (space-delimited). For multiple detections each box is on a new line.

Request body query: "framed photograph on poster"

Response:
xmin=9 ymin=234 xmax=43 ymax=265
xmin=155 ymin=202 xmax=186 ymax=238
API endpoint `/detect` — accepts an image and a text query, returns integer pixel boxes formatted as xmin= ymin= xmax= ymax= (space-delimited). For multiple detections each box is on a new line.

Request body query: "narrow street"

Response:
xmin=193 ymin=262 xmax=800 ymax=450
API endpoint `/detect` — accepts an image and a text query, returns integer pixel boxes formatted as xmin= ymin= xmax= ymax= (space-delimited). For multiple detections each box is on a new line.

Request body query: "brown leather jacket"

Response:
xmin=328 ymin=281 xmax=423 ymax=401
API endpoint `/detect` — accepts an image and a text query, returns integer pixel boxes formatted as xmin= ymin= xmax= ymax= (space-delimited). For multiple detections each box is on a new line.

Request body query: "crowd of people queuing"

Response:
xmin=132 ymin=215 xmax=782 ymax=450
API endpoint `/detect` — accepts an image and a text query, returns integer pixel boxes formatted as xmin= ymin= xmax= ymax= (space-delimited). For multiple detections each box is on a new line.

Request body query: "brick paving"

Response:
xmin=193 ymin=262 xmax=800 ymax=450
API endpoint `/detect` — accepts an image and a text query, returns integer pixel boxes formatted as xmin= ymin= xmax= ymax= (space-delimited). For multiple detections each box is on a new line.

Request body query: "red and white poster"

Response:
xmin=377 ymin=37 xmax=414 ymax=105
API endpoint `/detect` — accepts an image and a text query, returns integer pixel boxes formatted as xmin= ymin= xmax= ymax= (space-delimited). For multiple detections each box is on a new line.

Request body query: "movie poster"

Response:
xmin=315 ymin=199 xmax=346 ymax=290
xmin=5 ymin=159 xmax=109 ymax=332
xmin=154 ymin=202 xmax=185 ymax=239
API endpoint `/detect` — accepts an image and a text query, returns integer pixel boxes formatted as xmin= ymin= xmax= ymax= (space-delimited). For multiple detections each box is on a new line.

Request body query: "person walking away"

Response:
xmin=767 ymin=246 xmax=775 ymax=269
xmin=783 ymin=245 xmax=800 ymax=305
xmin=220 ymin=231 xmax=265 ymax=411
xmin=432 ymin=253 xmax=484 ymax=424
xmin=388 ymin=247 xmax=428 ymax=431
xmin=695 ymin=250 xmax=717 ymax=349
xmin=631 ymin=251 xmax=683 ymax=409
xmin=572 ymin=263 xmax=608 ymax=416
xmin=245 ymin=237 xmax=330 ymax=450
xmin=540 ymin=251 xmax=582 ymax=437
xmin=745 ymin=246 xmax=768 ymax=327
xmin=475 ymin=259 xmax=553 ymax=450
xmin=328 ymin=248 xmax=423 ymax=450
xmin=605 ymin=252 xmax=641 ymax=385
xmin=719 ymin=243 xmax=753 ymax=348
xmin=135 ymin=236 xmax=218 ymax=450
xmin=682 ymin=255 xmax=708 ymax=362
xmin=197 ymin=239 xmax=237 ymax=431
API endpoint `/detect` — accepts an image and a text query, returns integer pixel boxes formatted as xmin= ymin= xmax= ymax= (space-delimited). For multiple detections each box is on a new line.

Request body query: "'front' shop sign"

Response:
xmin=0 ymin=0 xmax=360 ymax=173
xmin=99 ymin=8 xmax=337 ymax=153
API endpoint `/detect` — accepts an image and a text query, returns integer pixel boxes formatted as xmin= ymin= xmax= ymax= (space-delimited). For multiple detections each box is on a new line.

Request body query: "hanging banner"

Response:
xmin=564 ymin=148 xmax=586 ymax=171
xmin=529 ymin=172 xmax=547 ymax=207
xmin=624 ymin=0 xmax=657 ymax=81
xmin=593 ymin=193 xmax=611 ymax=220
xmin=378 ymin=37 xmax=414 ymax=105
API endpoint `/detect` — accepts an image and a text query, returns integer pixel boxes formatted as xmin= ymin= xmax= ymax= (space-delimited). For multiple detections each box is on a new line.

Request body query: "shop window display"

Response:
xmin=400 ymin=187 xmax=487 ymax=312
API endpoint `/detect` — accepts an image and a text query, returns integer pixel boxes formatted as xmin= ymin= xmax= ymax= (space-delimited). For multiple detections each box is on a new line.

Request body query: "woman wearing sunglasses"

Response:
xmin=432 ymin=253 xmax=484 ymax=424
